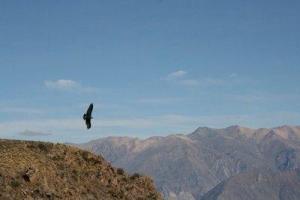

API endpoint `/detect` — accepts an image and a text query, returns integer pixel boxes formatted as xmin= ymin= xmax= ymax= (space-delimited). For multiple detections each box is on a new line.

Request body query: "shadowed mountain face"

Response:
xmin=78 ymin=125 xmax=300 ymax=200
xmin=0 ymin=139 xmax=162 ymax=200
xmin=202 ymin=169 xmax=300 ymax=200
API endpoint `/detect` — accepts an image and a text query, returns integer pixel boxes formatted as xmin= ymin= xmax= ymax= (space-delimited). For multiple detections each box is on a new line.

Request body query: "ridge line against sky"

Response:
xmin=0 ymin=0 xmax=299 ymax=142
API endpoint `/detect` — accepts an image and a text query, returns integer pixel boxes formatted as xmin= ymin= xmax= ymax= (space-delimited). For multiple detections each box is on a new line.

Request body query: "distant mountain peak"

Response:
xmin=225 ymin=125 xmax=254 ymax=131
xmin=190 ymin=125 xmax=255 ymax=139
xmin=191 ymin=126 xmax=217 ymax=134
xmin=226 ymin=125 xmax=242 ymax=129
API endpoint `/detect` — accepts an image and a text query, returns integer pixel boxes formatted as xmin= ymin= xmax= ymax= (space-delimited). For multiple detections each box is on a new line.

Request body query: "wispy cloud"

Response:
xmin=0 ymin=106 xmax=43 ymax=114
xmin=0 ymin=119 xmax=83 ymax=136
xmin=19 ymin=130 xmax=52 ymax=136
xmin=165 ymin=70 xmax=187 ymax=80
xmin=163 ymin=70 xmax=226 ymax=87
xmin=2 ymin=112 xmax=299 ymax=133
xmin=1 ymin=112 xmax=300 ymax=142
xmin=228 ymin=92 xmax=300 ymax=104
xmin=45 ymin=79 xmax=78 ymax=90
xmin=163 ymin=70 xmax=199 ymax=87
xmin=0 ymin=115 xmax=195 ymax=133
xmin=44 ymin=79 xmax=97 ymax=93
xmin=137 ymin=97 xmax=183 ymax=104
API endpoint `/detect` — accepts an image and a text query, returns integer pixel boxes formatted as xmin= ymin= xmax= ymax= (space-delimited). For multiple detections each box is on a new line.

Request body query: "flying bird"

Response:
xmin=83 ymin=103 xmax=93 ymax=129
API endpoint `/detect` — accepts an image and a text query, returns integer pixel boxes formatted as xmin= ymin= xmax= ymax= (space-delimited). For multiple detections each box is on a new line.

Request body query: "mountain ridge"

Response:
xmin=77 ymin=125 xmax=300 ymax=200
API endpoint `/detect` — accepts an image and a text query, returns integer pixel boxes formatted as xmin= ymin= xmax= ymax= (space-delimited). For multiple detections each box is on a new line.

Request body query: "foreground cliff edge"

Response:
xmin=0 ymin=139 xmax=162 ymax=200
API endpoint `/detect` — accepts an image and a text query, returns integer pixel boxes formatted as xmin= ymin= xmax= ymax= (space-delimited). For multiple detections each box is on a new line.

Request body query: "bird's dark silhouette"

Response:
xmin=83 ymin=103 xmax=93 ymax=129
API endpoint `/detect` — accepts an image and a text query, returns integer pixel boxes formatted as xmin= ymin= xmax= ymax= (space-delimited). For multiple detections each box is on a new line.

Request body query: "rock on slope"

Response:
xmin=78 ymin=125 xmax=300 ymax=200
xmin=0 ymin=139 xmax=162 ymax=200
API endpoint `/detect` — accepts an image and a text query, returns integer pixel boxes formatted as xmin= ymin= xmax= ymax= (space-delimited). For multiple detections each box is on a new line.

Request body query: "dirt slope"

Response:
xmin=0 ymin=139 xmax=162 ymax=200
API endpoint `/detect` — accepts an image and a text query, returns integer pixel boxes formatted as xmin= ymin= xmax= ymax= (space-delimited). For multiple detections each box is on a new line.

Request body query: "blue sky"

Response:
xmin=0 ymin=0 xmax=299 ymax=143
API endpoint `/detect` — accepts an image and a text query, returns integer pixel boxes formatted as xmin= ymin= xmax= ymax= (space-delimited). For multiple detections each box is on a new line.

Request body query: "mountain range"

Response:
xmin=78 ymin=125 xmax=300 ymax=200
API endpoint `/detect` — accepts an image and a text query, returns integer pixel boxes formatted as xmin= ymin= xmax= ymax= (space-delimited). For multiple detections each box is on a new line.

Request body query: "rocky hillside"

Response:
xmin=78 ymin=125 xmax=300 ymax=200
xmin=0 ymin=139 xmax=162 ymax=200
xmin=202 ymin=169 xmax=300 ymax=200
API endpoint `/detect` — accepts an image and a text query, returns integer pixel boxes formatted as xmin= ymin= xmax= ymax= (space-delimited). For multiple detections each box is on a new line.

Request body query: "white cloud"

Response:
xmin=165 ymin=70 xmax=187 ymax=80
xmin=163 ymin=70 xmax=226 ymax=87
xmin=45 ymin=79 xmax=78 ymax=90
xmin=164 ymin=70 xmax=199 ymax=87
xmin=44 ymin=79 xmax=97 ymax=93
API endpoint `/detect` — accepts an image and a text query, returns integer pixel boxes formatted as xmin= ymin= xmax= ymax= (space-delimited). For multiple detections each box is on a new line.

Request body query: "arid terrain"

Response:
xmin=78 ymin=125 xmax=300 ymax=200
xmin=201 ymin=169 xmax=300 ymax=200
xmin=0 ymin=139 xmax=162 ymax=200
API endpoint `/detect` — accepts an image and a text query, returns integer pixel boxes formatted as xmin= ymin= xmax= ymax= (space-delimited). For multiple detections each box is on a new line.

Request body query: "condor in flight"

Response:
xmin=83 ymin=103 xmax=93 ymax=129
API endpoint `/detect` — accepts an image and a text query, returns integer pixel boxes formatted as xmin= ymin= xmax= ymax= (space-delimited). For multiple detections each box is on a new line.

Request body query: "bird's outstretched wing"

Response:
xmin=83 ymin=103 xmax=93 ymax=129
xmin=86 ymin=103 xmax=93 ymax=117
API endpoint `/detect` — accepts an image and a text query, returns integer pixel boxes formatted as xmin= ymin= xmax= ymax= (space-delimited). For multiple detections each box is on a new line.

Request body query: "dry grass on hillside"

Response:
xmin=0 ymin=139 xmax=162 ymax=200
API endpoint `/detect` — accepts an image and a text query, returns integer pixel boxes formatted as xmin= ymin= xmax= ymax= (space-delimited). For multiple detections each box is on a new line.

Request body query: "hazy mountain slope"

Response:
xmin=0 ymin=139 xmax=162 ymax=200
xmin=78 ymin=125 xmax=300 ymax=200
xmin=201 ymin=169 xmax=300 ymax=200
